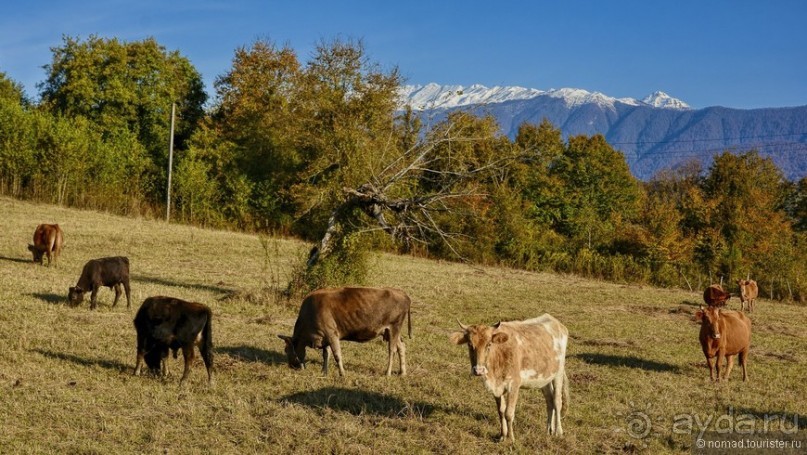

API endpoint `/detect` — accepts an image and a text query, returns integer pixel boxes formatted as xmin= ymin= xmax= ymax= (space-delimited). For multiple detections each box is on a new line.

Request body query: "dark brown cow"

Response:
xmin=737 ymin=279 xmax=759 ymax=313
xmin=278 ymin=287 xmax=411 ymax=376
xmin=133 ymin=296 xmax=214 ymax=386
xmin=68 ymin=256 xmax=131 ymax=310
xmin=695 ymin=306 xmax=751 ymax=382
xmin=28 ymin=223 xmax=64 ymax=266
xmin=451 ymin=315 xmax=569 ymax=442
xmin=703 ymin=284 xmax=731 ymax=307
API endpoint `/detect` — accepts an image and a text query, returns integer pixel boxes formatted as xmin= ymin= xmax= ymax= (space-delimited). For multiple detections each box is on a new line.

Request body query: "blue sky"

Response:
xmin=1 ymin=0 xmax=805 ymax=109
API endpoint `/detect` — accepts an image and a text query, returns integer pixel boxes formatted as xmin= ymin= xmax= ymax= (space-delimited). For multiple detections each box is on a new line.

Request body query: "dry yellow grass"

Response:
xmin=0 ymin=196 xmax=804 ymax=454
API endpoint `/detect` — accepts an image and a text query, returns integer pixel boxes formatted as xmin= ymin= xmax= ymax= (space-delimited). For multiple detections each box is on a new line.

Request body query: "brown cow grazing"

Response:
xmin=278 ymin=287 xmax=411 ymax=376
xmin=737 ymin=279 xmax=759 ymax=313
xmin=133 ymin=296 xmax=214 ymax=386
xmin=28 ymin=223 xmax=64 ymax=266
xmin=703 ymin=284 xmax=731 ymax=307
xmin=450 ymin=315 xmax=569 ymax=442
xmin=695 ymin=305 xmax=751 ymax=382
xmin=68 ymin=256 xmax=132 ymax=310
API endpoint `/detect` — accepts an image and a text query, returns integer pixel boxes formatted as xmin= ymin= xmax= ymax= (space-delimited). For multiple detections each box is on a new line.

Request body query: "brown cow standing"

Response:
xmin=278 ymin=287 xmax=411 ymax=376
xmin=451 ymin=315 xmax=569 ymax=442
xmin=695 ymin=306 xmax=751 ymax=382
xmin=703 ymin=284 xmax=731 ymax=307
xmin=28 ymin=224 xmax=64 ymax=266
xmin=737 ymin=279 xmax=759 ymax=313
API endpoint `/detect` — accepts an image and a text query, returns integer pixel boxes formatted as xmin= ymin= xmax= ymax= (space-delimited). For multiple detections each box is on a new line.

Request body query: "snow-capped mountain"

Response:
xmin=398 ymin=83 xmax=806 ymax=181
xmin=399 ymin=83 xmax=690 ymax=111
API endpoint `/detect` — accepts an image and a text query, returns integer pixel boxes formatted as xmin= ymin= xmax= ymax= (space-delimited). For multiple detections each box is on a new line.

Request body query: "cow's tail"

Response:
xmin=407 ymin=301 xmax=413 ymax=340
xmin=561 ymin=369 xmax=570 ymax=417
xmin=202 ymin=309 xmax=214 ymax=360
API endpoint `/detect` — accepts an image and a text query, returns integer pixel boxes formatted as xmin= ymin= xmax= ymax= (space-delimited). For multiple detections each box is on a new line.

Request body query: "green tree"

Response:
xmin=549 ymin=134 xmax=642 ymax=250
xmin=0 ymin=72 xmax=28 ymax=105
xmin=213 ymin=39 xmax=301 ymax=228
xmin=39 ymin=35 xmax=206 ymax=201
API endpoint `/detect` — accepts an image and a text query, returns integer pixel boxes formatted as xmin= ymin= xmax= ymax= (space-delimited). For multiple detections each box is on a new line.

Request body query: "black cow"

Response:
xmin=133 ymin=296 xmax=214 ymax=386
xmin=68 ymin=256 xmax=131 ymax=310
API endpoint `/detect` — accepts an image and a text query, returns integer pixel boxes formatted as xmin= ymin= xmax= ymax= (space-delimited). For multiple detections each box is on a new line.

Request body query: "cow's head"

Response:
xmin=67 ymin=286 xmax=85 ymax=306
xmin=28 ymin=244 xmax=44 ymax=263
xmin=278 ymin=335 xmax=306 ymax=370
xmin=695 ymin=305 xmax=722 ymax=339
xmin=450 ymin=320 xmax=509 ymax=376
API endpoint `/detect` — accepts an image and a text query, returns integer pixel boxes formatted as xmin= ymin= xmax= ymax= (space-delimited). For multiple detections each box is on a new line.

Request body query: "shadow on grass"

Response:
xmin=30 ymin=292 xmax=65 ymax=305
xmin=0 ymin=254 xmax=31 ymax=264
xmin=281 ymin=386 xmax=436 ymax=419
xmin=131 ymin=274 xmax=231 ymax=294
xmin=574 ymin=353 xmax=681 ymax=373
xmin=218 ymin=345 xmax=286 ymax=365
xmin=32 ymin=349 xmax=131 ymax=373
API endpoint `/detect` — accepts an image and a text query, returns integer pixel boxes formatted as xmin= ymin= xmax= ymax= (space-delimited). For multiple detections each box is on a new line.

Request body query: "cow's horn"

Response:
xmin=493 ymin=321 xmax=502 ymax=328
xmin=456 ymin=318 xmax=468 ymax=330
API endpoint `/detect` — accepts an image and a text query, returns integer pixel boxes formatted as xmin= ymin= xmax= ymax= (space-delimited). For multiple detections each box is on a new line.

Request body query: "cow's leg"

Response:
xmin=542 ymin=385 xmax=555 ymax=434
xmin=504 ymin=388 xmax=519 ymax=442
xmin=90 ymin=288 xmax=99 ymax=310
xmin=134 ymin=331 xmax=146 ymax=376
xmin=495 ymin=394 xmax=508 ymax=442
xmin=715 ymin=352 xmax=725 ymax=382
xmin=551 ymin=374 xmax=564 ymax=436
xmin=739 ymin=349 xmax=749 ymax=381
xmin=327 ymin=337 xmax=346 ymax=376
xmin=385 ymin=327 xmax=402 ymax=376
xmin=112 ymin=284 xmax=122 ymax=307
xmin=179 ymin=344 xmax=194 ymax=386
xmin=397 ymin=337 xmax=407 ymax=376
xmin=706 ymin=356 xmax=716 ymax=381
xmin=321 ymin=347 xmax=330 ymax=375
xmin=724 ymin=354 xmax=736 ymax=381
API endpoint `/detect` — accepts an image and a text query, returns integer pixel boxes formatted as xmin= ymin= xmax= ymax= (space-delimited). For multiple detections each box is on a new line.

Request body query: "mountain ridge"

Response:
xmin=400 ymin=83 xmax=806 ymax=181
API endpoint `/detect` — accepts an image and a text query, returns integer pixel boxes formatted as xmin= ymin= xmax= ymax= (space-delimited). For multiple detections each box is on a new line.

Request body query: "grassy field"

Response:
xmin=1 ymin=196 xmax=805 ymax=454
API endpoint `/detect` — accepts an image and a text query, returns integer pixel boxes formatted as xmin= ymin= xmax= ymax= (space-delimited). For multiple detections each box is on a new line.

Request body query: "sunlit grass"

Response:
xmin=0 ymin=196 xmax=804 ymax=454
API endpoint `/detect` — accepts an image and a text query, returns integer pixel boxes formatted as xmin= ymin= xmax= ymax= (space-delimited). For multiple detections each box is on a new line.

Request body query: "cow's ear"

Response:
xmin=277 ymin=335 xmax=292 ymax=344
xmin=694 ymin=310 xmax=704 ymax=322
xmin=491 ymin=332 xmax=509 ymax=344
xmin=449 ymin=331 xmax=468 ymax=345
xmin=27 ymin=244 xmax=34 ymax=251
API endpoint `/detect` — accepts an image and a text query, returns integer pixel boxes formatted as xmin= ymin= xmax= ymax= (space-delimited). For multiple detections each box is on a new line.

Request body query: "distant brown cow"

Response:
xmin=28 ymin=224 xmax=64 ymax=266
xmin=703 ymin=284 xmax=731 ymax=307
xmin=695 ymin=306 xmax=751 ymax=382
xmin=451 ymin=315 xmax=569 ymax=441
xmin=278 ymin=287 xmax=411 ymax=376
xmin=68 ymin=256 xmax=132 ymax=310
xmin=737 ymin=279 xmax=759 ymax=313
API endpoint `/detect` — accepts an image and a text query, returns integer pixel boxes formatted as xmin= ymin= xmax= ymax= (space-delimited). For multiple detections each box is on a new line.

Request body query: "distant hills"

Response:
xmin=400 ymin=84 xmax=807 ymax=181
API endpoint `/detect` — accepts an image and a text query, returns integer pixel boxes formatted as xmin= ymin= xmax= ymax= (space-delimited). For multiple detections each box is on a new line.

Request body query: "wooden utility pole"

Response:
xmin=166 ymin=102 xmax=176 ymax=222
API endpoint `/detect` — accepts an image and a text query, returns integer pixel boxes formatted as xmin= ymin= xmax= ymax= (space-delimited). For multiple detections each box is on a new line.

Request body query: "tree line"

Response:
xmin=1 ymin=36 xmax=804 ymax=300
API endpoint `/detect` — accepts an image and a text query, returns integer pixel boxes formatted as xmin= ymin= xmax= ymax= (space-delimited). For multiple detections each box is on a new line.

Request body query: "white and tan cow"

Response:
xmin=737 ymin=279 xmax=759 ymax=313
xmin=450 ymin=314 xmax=569 ymax=442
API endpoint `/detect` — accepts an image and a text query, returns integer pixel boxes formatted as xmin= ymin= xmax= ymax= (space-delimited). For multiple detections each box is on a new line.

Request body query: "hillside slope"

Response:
xmin=1 ymin=197 xmax=804 ymax=453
